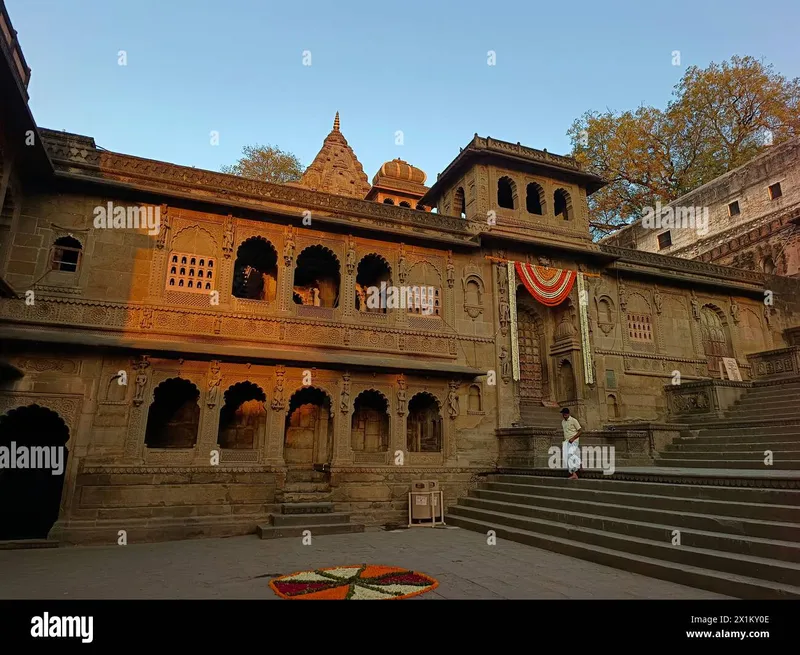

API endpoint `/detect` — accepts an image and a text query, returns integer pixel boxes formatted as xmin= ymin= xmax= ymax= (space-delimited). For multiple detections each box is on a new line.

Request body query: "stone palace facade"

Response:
xmin=1 ymin=0 xmax=799 ymax=543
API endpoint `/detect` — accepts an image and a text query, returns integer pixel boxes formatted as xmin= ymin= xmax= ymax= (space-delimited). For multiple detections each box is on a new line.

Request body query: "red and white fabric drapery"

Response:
xmin=515 ymin=263 xmax=576 ymax=307
xmin=507 ymin=261 xmax=593 ymax=385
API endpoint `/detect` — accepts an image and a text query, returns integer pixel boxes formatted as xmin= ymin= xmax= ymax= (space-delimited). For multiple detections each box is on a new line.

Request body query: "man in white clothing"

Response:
xmin=561 ymin=407 xmax=582 ymax=480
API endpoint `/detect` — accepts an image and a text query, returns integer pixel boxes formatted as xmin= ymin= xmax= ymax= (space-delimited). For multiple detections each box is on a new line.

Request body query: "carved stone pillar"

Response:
xmin=265 ymin=408 xmax=286 ymax=467
xmin=331 ymin=410 xmax=353 ymax=467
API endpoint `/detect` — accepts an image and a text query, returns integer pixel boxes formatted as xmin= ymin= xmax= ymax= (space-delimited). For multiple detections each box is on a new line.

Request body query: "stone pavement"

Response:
xmin=0 ymin=526 xmax=727 ymax=599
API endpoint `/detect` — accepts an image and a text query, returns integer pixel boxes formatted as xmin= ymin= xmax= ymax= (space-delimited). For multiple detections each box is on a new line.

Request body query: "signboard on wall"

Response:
xmin=722 ymin=357 xmax=742 ymax=381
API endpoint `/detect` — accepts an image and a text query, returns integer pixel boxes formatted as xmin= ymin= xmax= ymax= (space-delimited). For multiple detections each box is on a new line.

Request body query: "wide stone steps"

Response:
xmin=676 ymin=433 xmax=800 ymax=445
xmin=450 ymin=503 xmax=800 ymax=585
xmin=445 ymin=474 xmax=800 ymax=598
xmin=660 ymin=449 xmax=800 ymax=459
xmin=693 ymin=425 xmax=799 ymax=438
xmin=257 ymin=522 xmax=364 ymax=539
xmin=724 ymin=409 xmax=800 ymax=421
xmin=733 ymin=396 xmax=800 ymax=410
xmin=477 ymin=480 xmax=800 ymax=522
xmin=655 ymin=457 xmax=800 ymax=470
xmin=665 ymin=441 xmax=800 ymax=452
xmin=446 ymin=513 xmax=800 ymax=599
xmin=257 ymin=502 xmax=364 ymax=539
xmin=465 ymin=490 xmax=800 ymax=544
xmin=492 ymin=473 xmax=796 ymax=503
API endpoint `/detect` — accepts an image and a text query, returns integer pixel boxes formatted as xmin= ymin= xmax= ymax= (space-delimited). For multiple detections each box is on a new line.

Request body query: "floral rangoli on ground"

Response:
xmin=269 ymin=565 xmax=439 ymax=600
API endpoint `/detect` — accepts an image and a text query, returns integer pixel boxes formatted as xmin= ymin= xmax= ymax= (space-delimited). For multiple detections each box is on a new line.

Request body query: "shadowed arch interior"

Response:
xmin=554 ymin=188 xmax=571 ymax=220
xmin=526 ymin=182 xmax=544 ymax=215
xmin=293 ymin=245 xmax=340 ymax=308
xmin=52 ymin=235 xmax=82 ymax=272
xmin=407 ymin=392 xmax=442 ymax=452
xmin=0 ymin=405 xmax=70 ymax=540
xmin=355 ymin=254 xmax=392 ymax=313
xmin=284 ymin=387 xmax=333 ymax=466
xmin=497 ymin=176 xmax=516 ymax=209
xmin=218 ymin=381 xmax=267 ymax=449
xmin=232 ymin=237 xmax=278 ymax=301
xmin=144 ymin=378 xmax=201 ymax=448
xmin=351 ymin=390 xmax=389 ymax=452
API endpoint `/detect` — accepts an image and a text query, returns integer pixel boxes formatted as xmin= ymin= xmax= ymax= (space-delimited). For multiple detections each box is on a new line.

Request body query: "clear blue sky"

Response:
xmin=8 ymin=0 xmax=800 ymax=184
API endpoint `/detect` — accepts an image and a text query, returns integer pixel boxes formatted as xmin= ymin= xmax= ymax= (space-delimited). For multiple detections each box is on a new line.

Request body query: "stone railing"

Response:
xmin=664 ymin=379 xmax=752 ymax=420
xmin=495 ymin=423 xmax=686 ymax=469
xmin=785 ymin=326 xmax=800 ymax=347
xmin=39 ymin=130 xmax=482 ymax=244
xmin=600 ymin=244 xmax=765 ymax=287
xmin=746 ymin=346 xmax=800 ymax=380
xmin=0 ymin=295 xmax=492 ymax=375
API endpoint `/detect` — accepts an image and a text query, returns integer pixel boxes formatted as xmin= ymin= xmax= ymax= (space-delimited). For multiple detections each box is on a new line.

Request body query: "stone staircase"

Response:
xmin=519 ymin=403 xmax=562 ymax=428
xmin=446 ymin=472 xmax=800 ymax=598
xmin=257 ymin=468 xmax=364 ymax=539
xmin=657 ymin=380 xmax=800 ymax=470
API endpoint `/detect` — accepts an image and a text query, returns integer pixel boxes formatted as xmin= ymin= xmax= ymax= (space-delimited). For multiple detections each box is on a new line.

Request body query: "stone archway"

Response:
xmin=515 ymin=289 xmax=551 ymax=408
xmin=0 ymin=405 xmax=70 ymax=540
xmin=351 ymin=389 xmax=390 ymax=453
xmin=284 ymin=387 xmax=333 ymax=467
xmin=700 ymin=305 xmax=733 ymax=377
xmin=557 ymin=359 xmax=576 ymax=403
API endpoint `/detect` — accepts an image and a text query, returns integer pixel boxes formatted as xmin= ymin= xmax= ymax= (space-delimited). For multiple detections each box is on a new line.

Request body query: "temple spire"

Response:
xmin=333 ymin=111 xmax=340 ymax=132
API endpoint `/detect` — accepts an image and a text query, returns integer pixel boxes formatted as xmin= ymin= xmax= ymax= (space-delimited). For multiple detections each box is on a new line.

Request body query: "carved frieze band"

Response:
xmin=0 ymin=297 xmax=492 ymax=359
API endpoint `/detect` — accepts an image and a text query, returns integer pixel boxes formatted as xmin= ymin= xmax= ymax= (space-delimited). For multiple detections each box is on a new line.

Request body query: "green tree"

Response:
xmin=569 ymin=56 xmax=800 ymax=238
xmin=221 ymin=144 xmax=305 ymax=184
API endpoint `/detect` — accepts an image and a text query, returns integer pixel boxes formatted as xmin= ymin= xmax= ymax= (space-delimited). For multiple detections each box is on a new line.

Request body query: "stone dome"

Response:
xmin=377 ymin=158 xmax=427 ymax=185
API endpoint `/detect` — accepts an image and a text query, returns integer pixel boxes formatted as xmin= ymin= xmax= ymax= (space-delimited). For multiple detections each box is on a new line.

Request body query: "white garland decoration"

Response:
xmin=577 ymin=272 xmax=593 ymax=385
xmin=508 ymin=261 xmax=520 ymax=381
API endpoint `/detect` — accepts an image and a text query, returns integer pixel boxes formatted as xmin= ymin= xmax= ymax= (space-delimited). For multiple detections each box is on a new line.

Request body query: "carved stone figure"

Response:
xmin=340 ymin=372 xmax=351 ymax=414
xmin=497 ymin=263 xmax=507 ymax=298
xmin=396 ymin=375 xmax=407 ymax=416
xmin=499 ymin=298 xmax=510 ymax=336
xmin=499 ymin=346 xmax=511 ymax=383
xmin=132 ymin=357 xmax=150 ymax=406
xmin=447 ymin=381 xmax=460 ymax=419
xmin=764 ymin=304 xmax=772 ymax=327
xmin=346 ymin=236 xmax=356 ymax=275
xmin=283 ymin=227 xmax=295 ymax=267
xmin=730 ymin=297 xmax=740 ymax=325
xmin=222 ymin=215 xmax=234 ymax=258
xmin=140 ymin=307 xmax=153 ymax=329
xmin=156 ymin=204 xmax=170 ymax=249
xmin=207 ymin=361 xmax=222 ymax=408
xmin=271 ymin=365 xmax=286 ymax=410
xmin=446 ymin=251 xmax=455 ymax=289
xmin=690 ymin=290 xmax=700 ymax=320
xmin=618 ymin=281 xmax=627 ymax=314
xmin=653 ymin=285 xmax=663 ymax=314
xmin=213 ymin=316 xmax=222 ymax=334
xmin=398 ymin=244 xmax=407 ymax=284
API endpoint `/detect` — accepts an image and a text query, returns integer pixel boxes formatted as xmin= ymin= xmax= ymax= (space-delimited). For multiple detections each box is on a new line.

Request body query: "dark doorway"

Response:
xmin=0 ymin=405 xmax=70 ymax=540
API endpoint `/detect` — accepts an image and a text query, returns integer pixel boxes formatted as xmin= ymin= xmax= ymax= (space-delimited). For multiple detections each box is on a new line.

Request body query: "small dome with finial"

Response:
xmin=376 ymin=158 xmax=427 ymax=185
